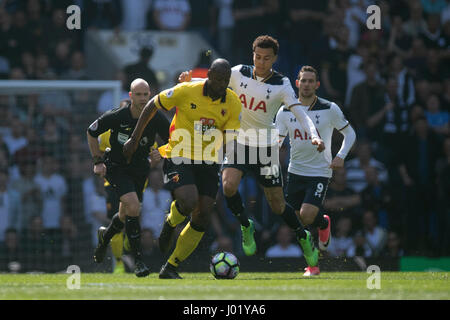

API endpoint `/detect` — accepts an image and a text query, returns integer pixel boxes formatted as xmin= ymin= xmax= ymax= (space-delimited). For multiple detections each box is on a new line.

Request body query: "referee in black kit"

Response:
xmin=87 ymin=78 xmax=169 ymax=277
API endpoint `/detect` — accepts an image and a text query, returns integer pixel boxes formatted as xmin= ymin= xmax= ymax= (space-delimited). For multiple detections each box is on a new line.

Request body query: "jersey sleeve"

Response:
xmin=275 ymin=107 xmax=288 ymax=137
xmin=155 ymin=83 xmax=186 ymax=111
xmin=229 ymin=65 xmax=242 ymax=91
xmin=280 ymin=77 xmax=302 ymax=109
xmin=87 ymin=110 xmax=118 ymax=138
xmin=331 ymin=103 xmax=350 ymax=131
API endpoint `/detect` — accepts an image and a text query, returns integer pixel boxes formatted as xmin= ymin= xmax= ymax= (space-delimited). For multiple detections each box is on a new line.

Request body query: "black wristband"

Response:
xmin=93 ymin=156 xmax=104 ymax=165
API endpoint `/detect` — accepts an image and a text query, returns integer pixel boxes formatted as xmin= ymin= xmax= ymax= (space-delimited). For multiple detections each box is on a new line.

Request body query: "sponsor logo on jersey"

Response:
xmin=239 ymin=94 xmax=267 ymax=113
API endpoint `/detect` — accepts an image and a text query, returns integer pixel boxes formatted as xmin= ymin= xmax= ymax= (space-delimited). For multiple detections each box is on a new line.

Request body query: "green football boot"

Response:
xmin=241 ymin=219 xmax=256 ymax=256
xmin=298 ymin=230 xmax=319 ymax=267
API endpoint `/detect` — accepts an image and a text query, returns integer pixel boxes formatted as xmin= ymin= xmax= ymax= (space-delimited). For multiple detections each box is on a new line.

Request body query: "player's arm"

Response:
xmin=123 ymin=97 xmax=158 ymax=162
xmin=331 ymin=125 xmax=356 ymax=169
xmin=330 ymin=103 xmax=357 ymax=169
xmin=275 ymin=107 xmax=288 ymax=148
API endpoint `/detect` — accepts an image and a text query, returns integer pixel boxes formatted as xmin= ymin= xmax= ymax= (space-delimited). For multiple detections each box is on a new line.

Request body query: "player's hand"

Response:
xmin=149 ymin=148 xmax=162 ymax=168
xmin=312 ymin=138 xmax=325 ymax=152
xmin=93 ymin=163 xmax=106 ymax=178
xmin=178 ymin=70 xmax=192 ymax=83
xmin=330 ymin=156 xmax=344 ymax=170
xmin=123 ymin=137 xmax=138 ymax=163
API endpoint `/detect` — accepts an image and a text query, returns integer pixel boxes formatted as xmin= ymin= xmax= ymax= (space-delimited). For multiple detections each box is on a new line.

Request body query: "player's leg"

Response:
xmin=159 ymin=158 xmax=198 ymax=253
xmin=160 ymin=162 xmax=219 ymax=279
xmin=263 ymin=185 xmax=318 ymax=268
xmin=298 ymin=178 xmax=331 ymax=251
xmin=105 ymin=184 xmax=125 ymax=273
xmin=222 ymin=166 xmax=256 ymax=256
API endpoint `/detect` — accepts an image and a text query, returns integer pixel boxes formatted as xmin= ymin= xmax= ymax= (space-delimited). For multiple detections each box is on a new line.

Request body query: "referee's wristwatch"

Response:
xmin=93 ymin=155 xmax=104 ymax=165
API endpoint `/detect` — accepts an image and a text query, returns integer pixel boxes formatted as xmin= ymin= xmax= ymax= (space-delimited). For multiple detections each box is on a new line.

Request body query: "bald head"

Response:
xmin=130 ymin=78 xmax=150 ymax=92
xmin=205 ymin=58 xmax=231 ymax=100
xmin=129 ymin=78 xmax=151 ymax=109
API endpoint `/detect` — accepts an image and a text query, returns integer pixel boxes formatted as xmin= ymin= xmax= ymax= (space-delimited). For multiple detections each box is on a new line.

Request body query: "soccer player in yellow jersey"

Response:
xmin=124 ymin=59 xmax=241 ymax=279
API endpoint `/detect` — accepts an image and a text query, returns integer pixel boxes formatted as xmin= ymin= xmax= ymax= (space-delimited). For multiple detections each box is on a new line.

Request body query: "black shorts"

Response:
xmin=285 ymin=173 xmax=330 ymax=210
xmin=222 ymin=142 xmax=282 ymax=188
xmin=105 ymin=183 xmax=120 ymax=219
xmin=163 ymin=157 xmax=220 ymax=199
xmin=104 ymin=162 xmax=148 ymax=203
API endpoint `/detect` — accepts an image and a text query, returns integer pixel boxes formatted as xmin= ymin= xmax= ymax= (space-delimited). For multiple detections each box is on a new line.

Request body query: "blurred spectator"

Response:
xmin=348 ymin=60 xmax=385 ymax=137
xmin=403 ymin=1 xmax=427 ymax=37
xmin=58 ymin=214 xmax=80 ymax=267
xmin=97 ymin=70 xmax=130 ymax=114
xmin=265 ymin=224 xmax=302 ymax=258
xmin=399 ymin=116 xmax=442 ymax=254
xmin=327 ymin=216 xmax=355 ymax=258
xmin=435 ymin=136 xmax=450 ymax=255
xmin=0 ymin=170 xmax=21 ymax=241
xmin=388 ymin=16 xmax=414 ymax=59
xmin=381 ymin=231 xmax=404 ymax=258
xmin=141 ymin=228 xmax=158 ymax=257
xmin=0 ymin=228 xmax=22 ymax=273
xmin=84 ymin=175 xmax=109 ymax=247
xmin=189 ymin=0 xmax=215 ymax=43
xmin=62 ymin=51 xmax=88 ymax=80
xmin=359 ymin=209 xmax=388 ymax=257
xmin=3 ymin=117 xmax=27 ymax=158
xmin=388 ymin=54 xmax=416 ymax=107
xmin=421 ymin=0 xmax=447 ymax=15
xmin=210 ymin=234 xmax=234 ymax=254
xmin=123 ymin=47 xmax=159 ymax=95
xmin=21 ymin=215 xmax=51 ymax=272
xmin=345 ymin=42 xmax=371 ymax=108
xmin=34 ymin=53 xmax=56 ymax=80
xmin=443 ymin=1 xmax=450 ymax=24
xmin=212 ymin=0 xmax=235 ymax=61
xmin=341 ymin=0 xmax=368 ymax=49
xmin=424 ymin=94 xmax=449 ymax=136
xmin=120 ymin=0 xmax=151 ymax=31
xmin=360 ymin=166 xmax=393 ymax=229
xmin=323 ymin=168 xmax=362 ymax=226
xmin=232 ymin=0 xmax=266 ymax=65
xmin=20 ymin=51 xmax=35 ymax=79
xmin=152 ymin=0 xmax=191 ymax=31
xmin=415 ymin=79 xmax=433 ymax=108
xmin=320 ymin=25 xmax=351 ymax=106
xmin=345 ymin=140 xmax=388 ymax=193
xmin=191 ymin=50 xmax=212 ymax=79
xmin=40 ymin=117 xmax=68 ymax=163
xmin=420 ymin=13 xmax=443 ymax=49
xmin=141 ymin=169 xmax=171 ymax=237
xmin=51 ymin=41 xmax=71 ymax=76
xmin=10 ymin=160 xmax=42 ymax=231
xmin=33 ymin=155 xmax=68 ymax=232
xmin=350 ymin=230 xmax=373 ymax=257
xmin=84 ymin=0 xmax=122 ymax=30
xmin=419 ymin=49 xmax=446 ymax=93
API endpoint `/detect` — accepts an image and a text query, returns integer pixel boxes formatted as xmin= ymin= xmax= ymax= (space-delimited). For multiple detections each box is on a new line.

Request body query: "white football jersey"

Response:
xmin=229 ymin=64 xmax=301 ymax=147
xmin=276 ymin=96 xmax=350 ymax=178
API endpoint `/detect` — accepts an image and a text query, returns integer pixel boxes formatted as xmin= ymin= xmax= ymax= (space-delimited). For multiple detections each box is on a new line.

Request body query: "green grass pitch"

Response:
xmin=0 ymin=272 xmax=448 ymax=300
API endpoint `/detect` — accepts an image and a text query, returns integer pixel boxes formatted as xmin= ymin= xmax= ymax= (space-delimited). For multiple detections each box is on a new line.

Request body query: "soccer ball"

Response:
xmin=209 ymin=252 xmax=240 ymax=279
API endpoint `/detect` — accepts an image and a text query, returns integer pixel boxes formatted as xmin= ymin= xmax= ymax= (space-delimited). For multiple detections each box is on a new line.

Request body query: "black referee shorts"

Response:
xmin=104 ymin=162 xmax=148 ymax=203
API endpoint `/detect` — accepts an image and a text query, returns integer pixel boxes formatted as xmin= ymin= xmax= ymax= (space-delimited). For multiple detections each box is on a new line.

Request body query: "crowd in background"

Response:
xmin=0 ymin=0 xmax=449 ymax=273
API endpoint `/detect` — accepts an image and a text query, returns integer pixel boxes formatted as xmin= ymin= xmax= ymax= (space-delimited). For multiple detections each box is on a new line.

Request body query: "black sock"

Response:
xmin=103 ymin=213 xmax=124 ymax=244
xmin=225 ymin=192 xmax=250 ymax=227
xmin=125 ymin=215 xmax=143 ymax=260
xmin=311 ymin=214 xmax=329 ymax=230
xmin=281 ymin=203 xmax=307 ymax=239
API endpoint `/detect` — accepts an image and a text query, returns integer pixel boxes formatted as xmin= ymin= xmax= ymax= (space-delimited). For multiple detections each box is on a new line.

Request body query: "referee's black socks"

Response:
xmin=225 ymin=192 xmax=250 ymax=228
xmin=103 ymin=213 xmax=124 ymax=244
xmin=125 ymin=215 xmax=143 ymax=260
xmin=281 ymin=203 xmax=307 ymax=240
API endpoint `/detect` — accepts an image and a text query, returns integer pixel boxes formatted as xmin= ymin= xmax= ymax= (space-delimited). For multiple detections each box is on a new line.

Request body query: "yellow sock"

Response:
xmin=168 ymin=222 xmax=204 ymax=267
xmin=167 ymin=200 xmax=186 ymax=227
xmin=110 ymin=232 xmax=124 ymax=259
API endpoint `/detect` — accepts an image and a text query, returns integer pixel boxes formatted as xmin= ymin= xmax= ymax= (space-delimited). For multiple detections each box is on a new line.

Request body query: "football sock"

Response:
xmin=168 ymin=221 xmax=204 ymax=267
xmin=103 ymin=213 xmax=124 ymax=244
xmin=110 ymin=232 xmax=124 ymax=260
xmin=225 ymin=192 xmax=250 ymax=227
xmin=281 ymin=203 xmax=307 ymax=239
xmin=125 ymin=215 xmax=143 ymax=260
xmin=167 ymin=200 xmax=187 ymax=227
xmin=311 ymin=213 xmax=329 ymax=230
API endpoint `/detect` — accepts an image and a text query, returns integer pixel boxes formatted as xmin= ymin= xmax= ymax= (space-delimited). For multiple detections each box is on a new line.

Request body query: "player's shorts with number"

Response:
xmin=285 ymin=173 xmax=330 ymax=209
xmin=222 ymin=142 xmax=283 ymax=188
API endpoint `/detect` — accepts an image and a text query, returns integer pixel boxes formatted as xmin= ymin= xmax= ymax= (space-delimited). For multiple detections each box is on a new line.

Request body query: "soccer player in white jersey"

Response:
xmin=276 ymin=66 xmax=357 ymax=276
xmin=179 ymin=35 xmax=325 ymax=267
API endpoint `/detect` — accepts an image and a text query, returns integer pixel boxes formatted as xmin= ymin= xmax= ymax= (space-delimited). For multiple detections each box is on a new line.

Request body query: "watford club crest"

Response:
xmin=221 ymin=109 xmax=227 ymax=116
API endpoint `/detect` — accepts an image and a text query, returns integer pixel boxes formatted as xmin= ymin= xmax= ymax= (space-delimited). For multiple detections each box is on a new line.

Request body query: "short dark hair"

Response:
xmin=252 ymin=35 xmax=279 ymax=55
xmin=298 ymin=65 xmax=319 ymax=81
